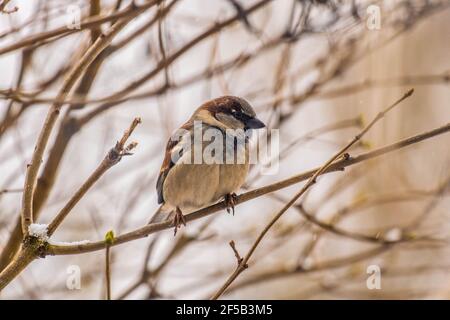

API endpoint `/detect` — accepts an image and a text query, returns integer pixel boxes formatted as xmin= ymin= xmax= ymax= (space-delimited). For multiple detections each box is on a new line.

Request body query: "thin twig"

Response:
xmin=229 ymin=240 xmax=246 ymax=267
xmin=45 ymin=105 xmax=450 ymax=258
xmin=0 ymin=0 xmax=17 ymax=14
xmin=210 ymin=89 xmax=414 ymax=299
xmin=0 ymin=118 xmax=140 ymax=291
xmin=157 ymin=0 xmax=170 ymax=87
xmin=0 ymin=188 xmax=23 ymax=196
xmin=20 ymin=17 xmax=134 ymax=235
xmin=0 ymin=1 xmax=160 ymax=55
xmin=46 ymin=118 xmax=141 ymax=236
xmin=105 ymin=230 xmax=115 ymax=300
xmin=106 ymin=244 xmax=112 ymax=300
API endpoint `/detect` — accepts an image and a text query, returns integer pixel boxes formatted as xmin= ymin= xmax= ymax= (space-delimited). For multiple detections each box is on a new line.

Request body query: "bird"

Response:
xmin=151 ymin=95 xmax=265 ymax=235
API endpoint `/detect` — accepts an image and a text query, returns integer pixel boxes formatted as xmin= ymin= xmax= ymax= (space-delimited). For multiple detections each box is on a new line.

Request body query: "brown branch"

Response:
xmin=226 ymin=238 xmax=449 ymax=296
xmin=210 ymin=89 xmax=414 ymax=299
xmin=0 ymin=188 xmax=22 ymax=196
xmin=1 ymin=0 xmax=447 ymax=299
xmin=229 ymin=240 xmax=246 ymax=267
xmin=89 ymin=0 xmax=102 ymax=42
xmin=0 ymin=0 xmax=180 ymax=108
xmin=0 ymin=48 xmax=34 ymax=139
xmin=0 ymin=118 xmax=140 ymax=291
xmin=252 ymin=116 xmax=363 ymax=182
xmin=225 ymin=245 xmax=392 ymax=295
xmin=118 ymin=219 xmax=211 ymax=299
xmin=0 ymin=246 xmax=36 ymax=291
xmin=0 ymin=1 xmax=160 ymax=56
xmin=0 ymin=0 xmax=166 ymax=273
xmin=19 ymin=16 xmax=135 ymax=235
xmin=157 ymin=0 xmax=169 ymax=87
xmin=105 ymin=244 xmax=112 ymax=300
xmin=315 ymin=73 xmax=450 ymax=99
xmin=45 ymin=107 xmax=450 ymax=258
xmin=0 ymin=0 xmax=17 ymax=14
xmin=292 ymin=186 xmax=443 ymax=267
xmin=295 ymin=204 xmax=413 ymax=245
xmin=77 ymin=0 xmax=273 ymax=122
xmin=46 ymin=118 xmax=141 ymax=236
xmin=105 ymin=230 xmax=115 ymax=300
xmin=0 ymin=1 xmax=272 ymax=267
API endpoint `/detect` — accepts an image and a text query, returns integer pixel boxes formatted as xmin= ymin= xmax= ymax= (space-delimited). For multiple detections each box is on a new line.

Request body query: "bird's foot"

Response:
xmin=224 ymin=193 xmax=238 ymax=216
xmin=173 ymin=207 xmax=186 ymax=236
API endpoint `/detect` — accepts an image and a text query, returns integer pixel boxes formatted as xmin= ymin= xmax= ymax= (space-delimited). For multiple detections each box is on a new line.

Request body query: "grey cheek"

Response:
xmin=230 ymin=117 xmax=245 ymax=128
xmin=217 ymin=113 xmax=244 ymax=128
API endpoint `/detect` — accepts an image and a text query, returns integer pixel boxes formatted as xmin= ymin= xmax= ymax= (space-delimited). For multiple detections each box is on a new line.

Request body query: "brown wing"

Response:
xmin=156 ymin=122 xmax=192 ymax=204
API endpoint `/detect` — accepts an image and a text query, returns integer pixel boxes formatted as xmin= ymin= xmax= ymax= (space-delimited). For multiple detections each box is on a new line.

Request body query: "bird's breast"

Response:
xmin=162 ymin=131 xmax=250 ymax=213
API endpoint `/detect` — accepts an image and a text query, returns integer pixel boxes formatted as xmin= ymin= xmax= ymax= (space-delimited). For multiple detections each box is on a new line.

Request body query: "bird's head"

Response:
xmin=192 ymin=96 xmax=265 ymax=131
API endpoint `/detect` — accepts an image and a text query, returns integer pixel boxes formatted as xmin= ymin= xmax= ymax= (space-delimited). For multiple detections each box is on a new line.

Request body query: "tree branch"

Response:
xmin=0 ymin=117 xmax=140 ymax=291
xmin=46 ymin=118 xmax=141 ymax=236
xmin=210 ymin=89 xmax=414 ymax=299
xmin=0 ymin=1 xmax=160 ymax=56
xmin=46 ymin=118 xmax=450 ymax=257
xmin=20 ymin=16 xmax=135 ymax=235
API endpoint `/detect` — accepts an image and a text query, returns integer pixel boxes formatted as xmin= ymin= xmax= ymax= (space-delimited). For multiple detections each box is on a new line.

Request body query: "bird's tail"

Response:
xmin=148 ymin=203 xmax=174 ymax=224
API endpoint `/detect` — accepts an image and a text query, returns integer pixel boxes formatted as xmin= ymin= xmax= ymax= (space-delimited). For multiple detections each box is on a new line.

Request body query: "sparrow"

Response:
xmin=151 ymin=95 xmax=265 ymax=235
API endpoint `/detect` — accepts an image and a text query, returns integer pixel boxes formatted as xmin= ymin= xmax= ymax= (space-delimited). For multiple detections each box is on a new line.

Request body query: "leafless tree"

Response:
xmin=0 ymin=0 xmax=449 ymax=299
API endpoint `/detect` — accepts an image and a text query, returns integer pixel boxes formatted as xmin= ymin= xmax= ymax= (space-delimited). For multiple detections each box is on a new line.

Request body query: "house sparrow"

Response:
xmin=152 ymin=96 xmax=265 ymax=235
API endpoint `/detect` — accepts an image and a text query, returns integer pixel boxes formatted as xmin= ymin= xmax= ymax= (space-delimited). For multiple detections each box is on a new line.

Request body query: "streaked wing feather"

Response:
xmin=156 ymin=122 xmax=192 ymax=204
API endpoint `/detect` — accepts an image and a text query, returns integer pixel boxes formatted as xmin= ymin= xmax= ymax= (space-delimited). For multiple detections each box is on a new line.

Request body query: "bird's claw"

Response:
xmin=224 ymin=193 xmax=238 ymax=216
xmin=173 ymin=207 xmax=186 ymax=236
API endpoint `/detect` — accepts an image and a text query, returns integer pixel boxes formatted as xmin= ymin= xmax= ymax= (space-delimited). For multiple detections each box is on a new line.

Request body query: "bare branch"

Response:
xmin=0 ymin=117 xmax=140 ymax=291
xmin=46 ymin=118 xmax=141 ymax=236
xmin=20 ymin=16 xmax=136 ymax=235
xmin=210 ymin=89 xmax=414 ymax=299
xmin=45 ymin=120 xmax=450 ymax=257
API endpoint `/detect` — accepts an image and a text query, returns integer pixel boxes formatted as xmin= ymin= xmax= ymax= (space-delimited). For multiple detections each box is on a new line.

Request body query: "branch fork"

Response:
xmin=0 ymin=118 xmax=141 ymax=291
xmin=107 ymin=117 xmax=141 ymax=164
xmin=211 ymin=89 xmax=415 ymax=299
xmin=229 ymin=240 xmax=247 ymax=268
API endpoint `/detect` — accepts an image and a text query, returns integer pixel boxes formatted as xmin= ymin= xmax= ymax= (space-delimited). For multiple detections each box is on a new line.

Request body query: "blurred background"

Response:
xmin=0 ymin=0 xmax=449 ymax=299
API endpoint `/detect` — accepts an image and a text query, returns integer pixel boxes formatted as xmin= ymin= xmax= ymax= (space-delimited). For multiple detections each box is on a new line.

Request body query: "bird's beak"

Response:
xmin=245 ymin=117 xmax=265 ymax=129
